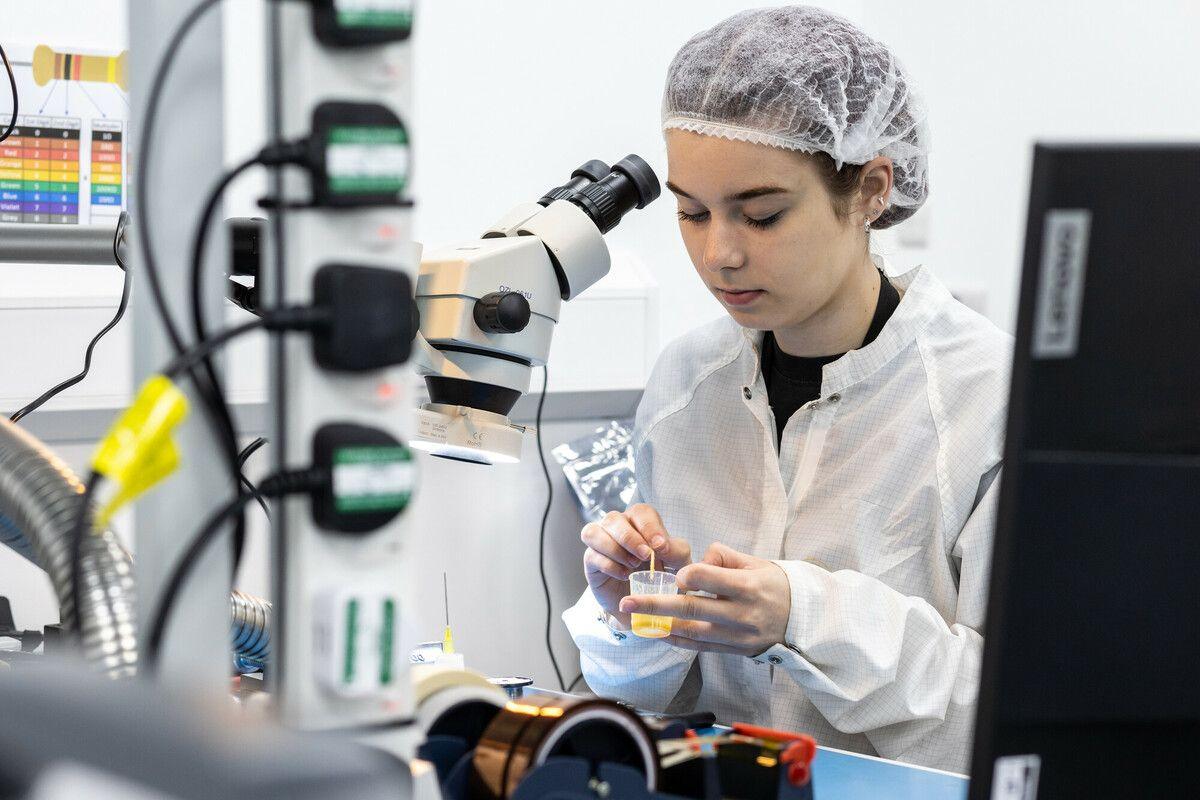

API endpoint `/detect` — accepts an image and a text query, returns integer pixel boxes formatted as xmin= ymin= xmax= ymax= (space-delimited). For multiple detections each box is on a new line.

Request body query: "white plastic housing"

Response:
xmin=482 ymin=200 xmax=545 ymax=238
xmin=313 ymin=586 xmax=403 ymax=699
xmin=517 ymin=199 xmax=610 ymax=300
xmin=411 ymin=404 xmax=525 ymax=465
xmin=417 ymin=236 xmax=558 ymax=370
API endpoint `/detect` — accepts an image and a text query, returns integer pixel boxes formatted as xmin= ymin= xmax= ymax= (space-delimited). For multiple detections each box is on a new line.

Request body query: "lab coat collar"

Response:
xmin=734 ymin=256 xmax=946 ymax=395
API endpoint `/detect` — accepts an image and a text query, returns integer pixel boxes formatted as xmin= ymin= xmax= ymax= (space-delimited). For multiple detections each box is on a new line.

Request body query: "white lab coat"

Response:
xmin=563 ymin=260 xmax=1011 ymax=774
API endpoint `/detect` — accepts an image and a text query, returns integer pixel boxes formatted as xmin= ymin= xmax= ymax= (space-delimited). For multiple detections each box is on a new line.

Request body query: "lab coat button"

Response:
xmin=742 ymin=386 xmax=752 ymax=400
xmin=768 ymin=655 xmax=783 ymax=665
xmin=828 ymin=393 xmax=841 ymax=403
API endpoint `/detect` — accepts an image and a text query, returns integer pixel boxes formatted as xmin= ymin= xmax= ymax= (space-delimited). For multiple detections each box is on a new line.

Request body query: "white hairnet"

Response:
xmin=662 ymin=6 xmax=930 ymax=228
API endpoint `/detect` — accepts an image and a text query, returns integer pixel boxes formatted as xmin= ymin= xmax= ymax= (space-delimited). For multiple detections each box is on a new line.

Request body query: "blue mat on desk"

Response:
xmin=813 ymin=747 xmax=967 ymax=800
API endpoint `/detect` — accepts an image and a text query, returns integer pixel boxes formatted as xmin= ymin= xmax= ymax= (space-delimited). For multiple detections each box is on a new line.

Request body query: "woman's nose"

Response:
xmin=702 ymin=226 xmax=745 ymax=272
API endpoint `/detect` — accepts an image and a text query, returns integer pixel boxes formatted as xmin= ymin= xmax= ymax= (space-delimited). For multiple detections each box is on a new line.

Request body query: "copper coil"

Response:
xmin=469 ymin=693 xmax=659 ymax=799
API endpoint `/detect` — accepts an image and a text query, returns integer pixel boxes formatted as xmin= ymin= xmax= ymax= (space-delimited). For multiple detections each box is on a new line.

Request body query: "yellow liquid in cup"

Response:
xmin=631 ymin=613 xmax=672 ymax=638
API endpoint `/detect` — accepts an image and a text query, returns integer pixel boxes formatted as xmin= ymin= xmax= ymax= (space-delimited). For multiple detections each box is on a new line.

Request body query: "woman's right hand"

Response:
xmin=581 ymin=503 xmax=692 ymax=629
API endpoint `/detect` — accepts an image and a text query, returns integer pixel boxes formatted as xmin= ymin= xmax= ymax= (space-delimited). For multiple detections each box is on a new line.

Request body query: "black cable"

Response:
xmin=144 ymin=467 xmax=322 ymax=673
xmin=69 ymin=472 xmax=101 ymax=637
xmin=567 ymin=673 xmax=585 ymax=693
xmin=0 ymin=42 xmax=16 ymax=143
xmin=186 ymin=155 xmax=269 ymax=568
xmin=143 ymin=490 xmax=254 ymax=672
xmin=536 ymin=365 xmax=567 ymax=691
xmin=237 ymin=437 xmax=270 ymax=521
xmin=189 ymin=154 xmax=262 ymax=359
xmin=163 ymin=318 xmax=268 ymax=379
xmin=154 ymin=310 xmax=320 ymax=566
xmin=133 ymin=0 xmax=255 ymax=581
xmin=10 ymin=215 xmax=132 ymax=423
xmin=162 ymin=306 xmax=323 ymax=380
xmin=237 ymin=436 xmax=267 ymax=467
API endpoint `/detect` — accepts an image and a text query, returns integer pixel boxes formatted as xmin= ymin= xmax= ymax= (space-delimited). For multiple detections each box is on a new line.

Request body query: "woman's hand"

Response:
xmin=619 ymin=542 xmax=791 ymax=656
xmin=581 ymin=504 xmax=692 ymax=628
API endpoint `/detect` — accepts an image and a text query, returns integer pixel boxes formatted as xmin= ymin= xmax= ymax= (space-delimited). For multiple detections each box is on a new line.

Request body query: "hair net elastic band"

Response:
xmin=664 ymin=115 xmax=825 ymax=158
xmin=664 ymin=115 xmax=927 ymax=209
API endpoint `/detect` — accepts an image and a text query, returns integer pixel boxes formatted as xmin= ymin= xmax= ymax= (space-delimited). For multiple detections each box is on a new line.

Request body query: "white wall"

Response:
xmin=860 ymin=0 xmax=1200 ymax=330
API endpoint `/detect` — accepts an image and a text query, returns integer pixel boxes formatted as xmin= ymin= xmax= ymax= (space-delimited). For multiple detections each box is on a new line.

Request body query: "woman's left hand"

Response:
xmin=618 ymin=542 xmax=792 ymax=657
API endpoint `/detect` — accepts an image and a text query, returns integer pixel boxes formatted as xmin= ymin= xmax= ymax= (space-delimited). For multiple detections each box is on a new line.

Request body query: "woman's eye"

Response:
xmin=676 ymin=209 xmax=710 ymax=224
xmin=744 ymin=211 xmax=784 ymax=229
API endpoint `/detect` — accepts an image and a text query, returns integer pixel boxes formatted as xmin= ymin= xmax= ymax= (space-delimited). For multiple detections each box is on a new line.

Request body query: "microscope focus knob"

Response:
xmin=473 ymin=291 xmax=532 ymax=334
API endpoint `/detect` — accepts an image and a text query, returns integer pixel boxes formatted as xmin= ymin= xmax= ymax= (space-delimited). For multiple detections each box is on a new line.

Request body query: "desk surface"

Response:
xmin=812 ymin=745 xmax=967 ymax=800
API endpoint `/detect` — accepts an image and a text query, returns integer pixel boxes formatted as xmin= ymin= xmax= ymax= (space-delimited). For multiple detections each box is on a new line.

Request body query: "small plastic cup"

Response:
xmin=628 ymin=570 xmax=678 ymax=639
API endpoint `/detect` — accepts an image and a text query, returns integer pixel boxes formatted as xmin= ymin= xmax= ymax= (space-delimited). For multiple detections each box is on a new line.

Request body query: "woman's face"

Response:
xmin=665 ymin=129 xmax=867 ymax=333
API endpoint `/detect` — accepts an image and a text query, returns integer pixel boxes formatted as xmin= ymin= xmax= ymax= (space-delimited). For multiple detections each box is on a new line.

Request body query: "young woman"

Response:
xmin=563 ymin=6 xmax=1010 ymax=773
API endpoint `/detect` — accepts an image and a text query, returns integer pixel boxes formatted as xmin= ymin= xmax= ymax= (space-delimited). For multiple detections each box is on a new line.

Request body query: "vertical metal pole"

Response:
xmin=129 ymin=0 xmax=231 ymax=694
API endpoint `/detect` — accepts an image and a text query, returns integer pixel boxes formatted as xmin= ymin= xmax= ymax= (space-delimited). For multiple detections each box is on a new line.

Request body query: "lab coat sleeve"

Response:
xmin=763 ymin=472 xmax=999 ymax=773
xmin=562 ymin=584 xmax=700 ymax=713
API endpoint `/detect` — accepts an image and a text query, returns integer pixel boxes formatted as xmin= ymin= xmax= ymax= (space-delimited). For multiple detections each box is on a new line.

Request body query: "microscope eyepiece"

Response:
xmin=568 ymin=154 xmax=661 ymax=234
xmin=613 ymin=154 xmax=661 ymax=209
xmin=538 ymin=159 xmax=611 ymax=207
xmin=573 ymin=159 xmax=612 ymax=184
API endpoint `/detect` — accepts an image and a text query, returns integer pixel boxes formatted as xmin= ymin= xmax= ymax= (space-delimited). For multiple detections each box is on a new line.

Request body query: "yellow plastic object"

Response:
xmin=442 ymin=625 xmax=455 ymax=655
xmin=90 ymin=375 xmax=188 ymax=525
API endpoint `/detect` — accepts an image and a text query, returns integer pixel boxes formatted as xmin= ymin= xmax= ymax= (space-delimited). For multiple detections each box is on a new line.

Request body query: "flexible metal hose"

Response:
xmin=0 ymin=420 xmax=273 ymax=677
xmin=0 ymin=419 xmax=137 ymax=677
xmin=230 ymin=589 xmax=270 ymax=673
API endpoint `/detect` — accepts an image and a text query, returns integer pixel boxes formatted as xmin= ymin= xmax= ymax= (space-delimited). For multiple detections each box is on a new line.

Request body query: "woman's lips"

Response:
xmin=717 ymin=288 xmax=765 ymax=307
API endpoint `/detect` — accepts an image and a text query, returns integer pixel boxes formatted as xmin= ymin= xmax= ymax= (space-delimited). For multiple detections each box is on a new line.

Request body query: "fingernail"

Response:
xmin=638 ymin=546 xmax=653 ymax=560
xmin=651 ymin=536 xmax=666 ymax=549
xmin=619 ymin=598 xmax=637 ymax=613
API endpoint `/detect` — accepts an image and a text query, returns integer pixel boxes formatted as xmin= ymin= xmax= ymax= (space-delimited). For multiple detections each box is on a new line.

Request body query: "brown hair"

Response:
xmin=807 ymin=151 xmax=910 ymax=231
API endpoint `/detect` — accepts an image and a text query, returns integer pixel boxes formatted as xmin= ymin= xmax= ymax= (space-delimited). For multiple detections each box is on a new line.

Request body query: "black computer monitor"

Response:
xmin=969 ymin=144 xmax=1200 ymax=798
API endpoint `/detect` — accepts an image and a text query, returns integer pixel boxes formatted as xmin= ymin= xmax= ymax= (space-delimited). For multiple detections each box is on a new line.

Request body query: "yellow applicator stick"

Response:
xmin=441 ymin=572 xmax=455 ymax=655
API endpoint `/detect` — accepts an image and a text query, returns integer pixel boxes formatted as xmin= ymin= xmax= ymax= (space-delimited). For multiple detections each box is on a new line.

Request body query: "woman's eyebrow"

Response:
xmin=665 ymin=180 xmax=695 ymax=199
xmin=725 ymin=186 xmax=789 ymax=202
xmin=665 ymin=181 xmax=789 ymax=203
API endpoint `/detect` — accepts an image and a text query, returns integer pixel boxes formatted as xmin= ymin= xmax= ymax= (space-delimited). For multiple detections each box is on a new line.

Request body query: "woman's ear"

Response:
xmin=857 ymin=156 xmax=895 ymax=223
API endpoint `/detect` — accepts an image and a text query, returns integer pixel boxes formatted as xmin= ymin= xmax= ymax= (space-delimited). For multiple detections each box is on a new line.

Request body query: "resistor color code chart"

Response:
xmin=0 ymin=116 xmax=82 ymax=224
xmin=0 ymin=43 xmax=130 ymax=228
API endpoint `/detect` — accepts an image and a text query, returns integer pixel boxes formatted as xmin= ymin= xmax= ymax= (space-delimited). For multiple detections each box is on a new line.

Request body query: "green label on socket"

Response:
xmin=343 ymin=599 xmax=359 ymax=684
xmin=333 ymin=446 xmax=414 ymax=513
xmin=380 ymin=598 xmax=396 ymax=686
